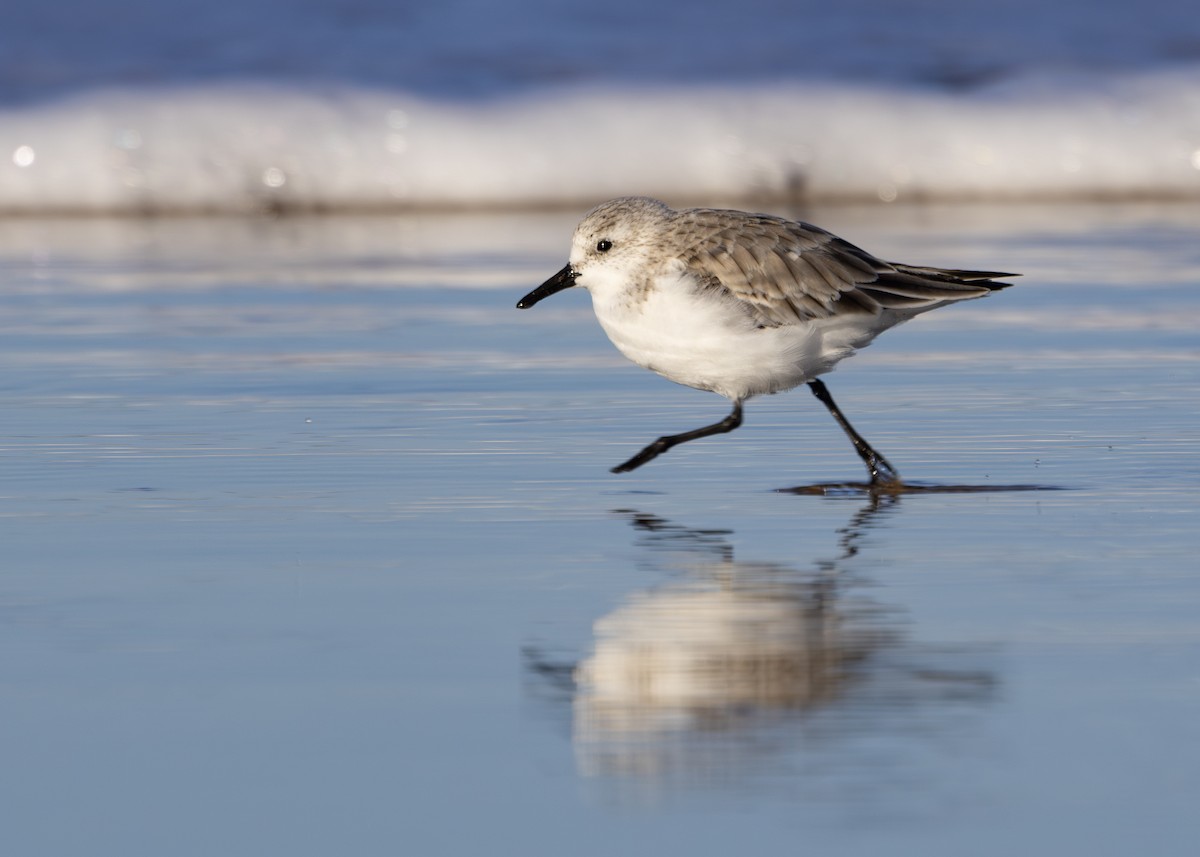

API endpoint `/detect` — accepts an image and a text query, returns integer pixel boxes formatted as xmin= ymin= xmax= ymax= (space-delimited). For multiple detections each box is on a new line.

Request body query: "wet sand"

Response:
xmin=2 ymin=203 xmax=1198 ymax=856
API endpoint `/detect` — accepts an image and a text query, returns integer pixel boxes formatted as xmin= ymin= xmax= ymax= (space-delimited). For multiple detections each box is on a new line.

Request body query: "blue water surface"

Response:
xmin=1 ymin=203 xmax=1198 ymax=856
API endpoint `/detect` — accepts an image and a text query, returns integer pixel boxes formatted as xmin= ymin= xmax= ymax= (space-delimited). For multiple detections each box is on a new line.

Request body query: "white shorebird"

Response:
xmin=517 ymin=197 xmax=1016 ymax=486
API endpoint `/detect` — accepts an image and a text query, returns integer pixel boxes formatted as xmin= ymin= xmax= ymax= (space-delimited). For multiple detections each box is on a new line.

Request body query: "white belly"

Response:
xmin=590 ymin=280 xmax=873 ymax=402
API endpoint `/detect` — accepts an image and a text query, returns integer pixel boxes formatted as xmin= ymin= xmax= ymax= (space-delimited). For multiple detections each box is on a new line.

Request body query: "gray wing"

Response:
xmin=674 ymin=209 xmax=1017 ymax=326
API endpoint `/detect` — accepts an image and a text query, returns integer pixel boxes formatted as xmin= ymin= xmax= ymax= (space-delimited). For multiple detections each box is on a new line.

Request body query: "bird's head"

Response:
xmin=516 ymin=197 xmax=673 ymax=309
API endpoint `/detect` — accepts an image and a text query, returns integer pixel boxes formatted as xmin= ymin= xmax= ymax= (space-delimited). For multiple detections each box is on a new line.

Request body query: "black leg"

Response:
xmin=807 ymin=380 xmax=901 ymax=486
xmin=612 ymin=402 xmax=744 ymax=473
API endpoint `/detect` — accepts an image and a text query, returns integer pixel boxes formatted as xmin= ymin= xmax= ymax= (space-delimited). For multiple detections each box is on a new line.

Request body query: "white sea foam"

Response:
xmin=3 ymin=69 xmax=1199 ymax=214
xmin=4 ymin=0 xmax=1200 ymax=213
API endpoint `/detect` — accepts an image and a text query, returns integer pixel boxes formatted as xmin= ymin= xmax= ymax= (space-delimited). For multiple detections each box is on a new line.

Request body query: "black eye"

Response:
xmin=596 ymin=239 xmax=612 ymax=253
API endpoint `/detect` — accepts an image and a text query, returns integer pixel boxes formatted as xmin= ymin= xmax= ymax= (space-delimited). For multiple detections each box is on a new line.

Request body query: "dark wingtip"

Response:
xmin=964 ymin=270 xmax=1020 ymax=290
xmin=936 ymin=268 xmax=1021 ymax=283
xmin=980 ymin=272 xmax=1020 ymax=291
xmin=889 ymin=264 xmax=1021 ymax=296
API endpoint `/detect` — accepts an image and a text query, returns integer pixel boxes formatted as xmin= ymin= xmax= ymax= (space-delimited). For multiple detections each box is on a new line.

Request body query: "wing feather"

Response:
xmin=672 ymin=208 xmax=1017 ymax=326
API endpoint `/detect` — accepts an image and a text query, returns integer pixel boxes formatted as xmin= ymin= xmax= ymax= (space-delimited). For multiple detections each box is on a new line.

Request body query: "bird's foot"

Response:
xmin=611 ymin=438 xmax=670 ymax=473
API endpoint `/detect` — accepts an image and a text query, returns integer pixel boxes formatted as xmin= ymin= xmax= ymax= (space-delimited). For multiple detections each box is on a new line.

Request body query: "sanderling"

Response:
xmin=517 ymin=197 xmax=1016 ymax=485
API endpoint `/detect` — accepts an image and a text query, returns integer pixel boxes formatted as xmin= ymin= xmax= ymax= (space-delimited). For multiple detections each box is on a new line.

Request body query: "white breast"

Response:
xmin=587 ymin=272 xmax=873 ymax=401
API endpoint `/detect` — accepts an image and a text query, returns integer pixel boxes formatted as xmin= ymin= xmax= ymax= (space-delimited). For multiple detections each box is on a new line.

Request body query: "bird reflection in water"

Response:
xmin=526 ymin=498 xmax=997 ymax=796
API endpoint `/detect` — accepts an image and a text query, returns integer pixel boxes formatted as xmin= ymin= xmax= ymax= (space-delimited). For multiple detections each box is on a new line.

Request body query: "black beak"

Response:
xmin=516 ymin=264 xmax=577 ymax=309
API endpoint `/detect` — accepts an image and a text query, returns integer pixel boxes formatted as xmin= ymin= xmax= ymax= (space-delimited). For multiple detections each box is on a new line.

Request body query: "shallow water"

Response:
xmin=2 ymin=203 xmax=1198 ymax=855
